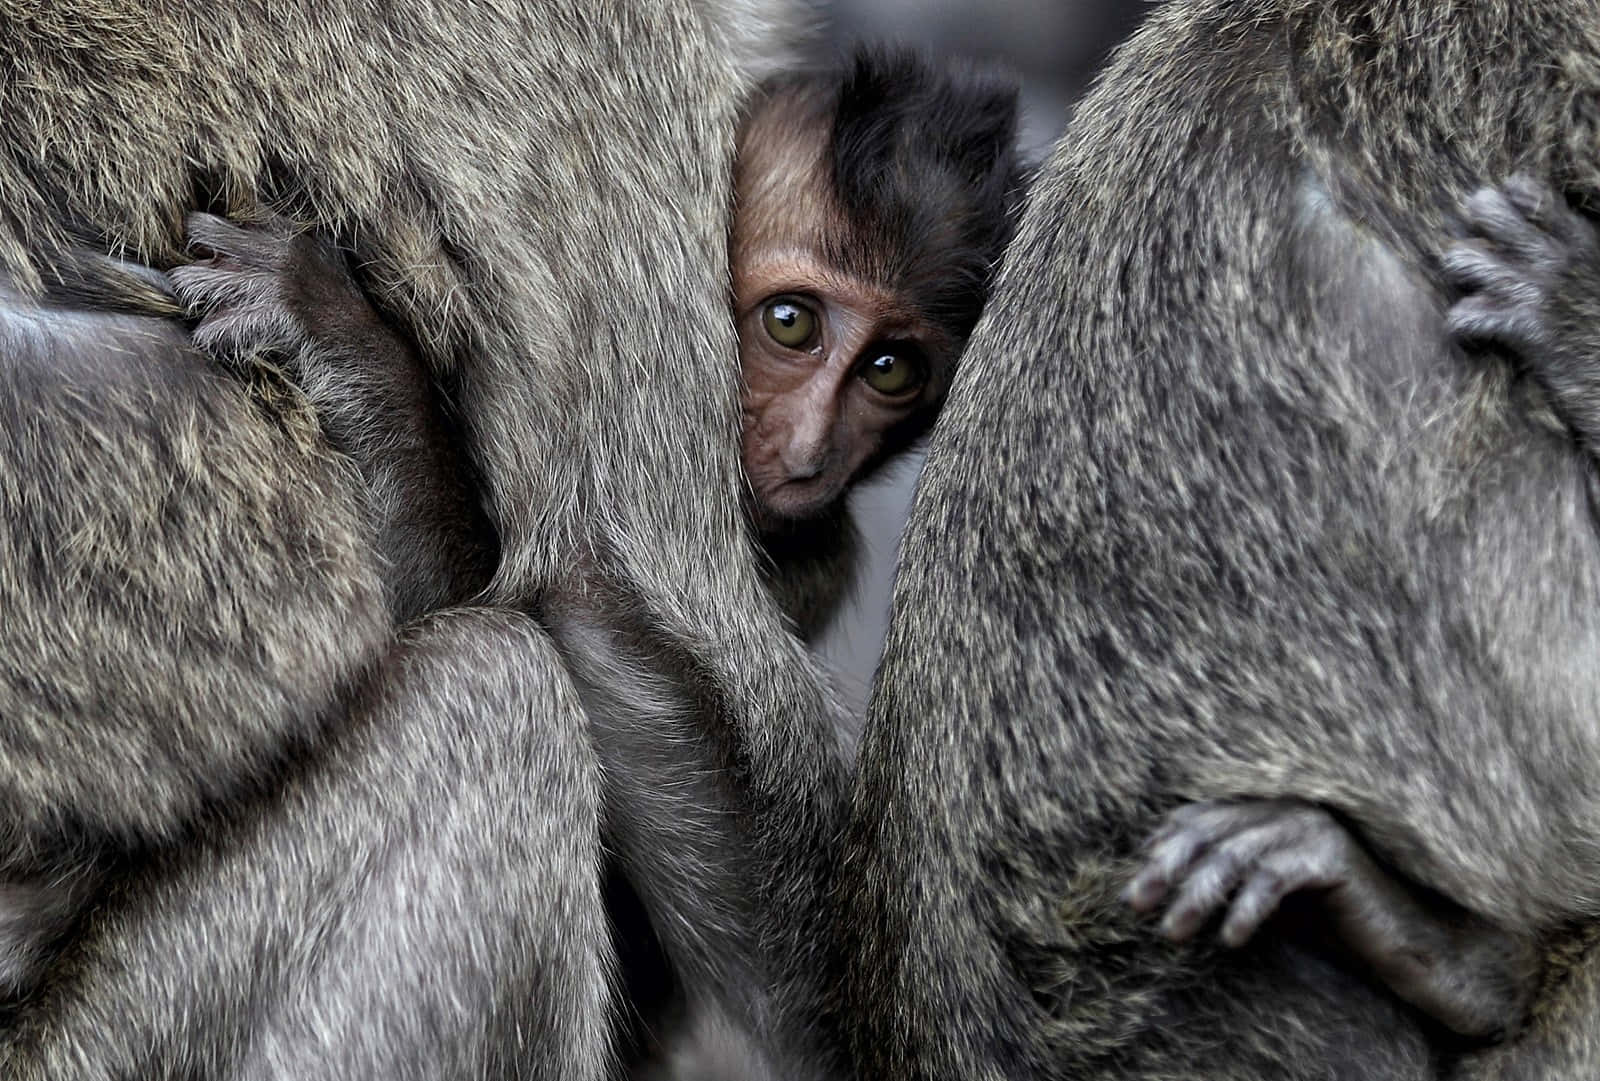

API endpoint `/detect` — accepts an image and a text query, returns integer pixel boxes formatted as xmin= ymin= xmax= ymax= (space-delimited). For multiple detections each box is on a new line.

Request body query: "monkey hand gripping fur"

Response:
xmin=1446 ymin=175 xmax=1600 ymax=466
xmin=1127 ymin=799 xmax=1538 ymax=1041
xmin=171 ymin=211 xmax=495 ymax=621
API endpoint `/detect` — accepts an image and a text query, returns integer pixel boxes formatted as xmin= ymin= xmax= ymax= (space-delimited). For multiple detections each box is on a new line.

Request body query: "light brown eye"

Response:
xmin=762 ymin=297 xmax=818 ymax=349
xmin=857 ymin=347 xmax=926 ymax=398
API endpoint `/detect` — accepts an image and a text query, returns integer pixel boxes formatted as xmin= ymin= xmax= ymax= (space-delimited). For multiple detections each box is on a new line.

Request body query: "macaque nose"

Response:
xmin=780 ymin=442 xmax=827 ymax=481
xmin=778 ymin=380 xmax=839 ymax=481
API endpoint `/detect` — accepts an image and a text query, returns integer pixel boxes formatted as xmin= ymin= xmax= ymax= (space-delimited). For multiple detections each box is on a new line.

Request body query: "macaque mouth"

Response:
xmin=755 ymin=474 xmax=844 ymax=525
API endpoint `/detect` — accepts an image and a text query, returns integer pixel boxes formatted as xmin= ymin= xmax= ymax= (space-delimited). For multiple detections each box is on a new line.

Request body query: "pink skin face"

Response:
xmin=734 ymin=249 xmax=952 ymax=531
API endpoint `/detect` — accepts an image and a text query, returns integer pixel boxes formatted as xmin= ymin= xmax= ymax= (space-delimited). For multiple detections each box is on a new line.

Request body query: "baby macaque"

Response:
xmin=172 ymin=47 xmax=1028 ymax=639
xmin=731 ymin=49 xmax=1025 ymax=637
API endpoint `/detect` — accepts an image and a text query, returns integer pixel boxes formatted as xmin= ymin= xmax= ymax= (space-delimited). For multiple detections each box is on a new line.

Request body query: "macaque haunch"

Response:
xmin=170 ymin=47 xmax=1028 ymax=638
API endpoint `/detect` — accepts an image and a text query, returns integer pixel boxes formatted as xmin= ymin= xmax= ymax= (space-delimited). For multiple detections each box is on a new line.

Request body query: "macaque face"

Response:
xmin=728 ymin=63 xmax=1020 ymax=534
xmin=731 ymin=86 xmax=965 ymax=533
xmin=733 ymin=251 xmax=952 ymax=530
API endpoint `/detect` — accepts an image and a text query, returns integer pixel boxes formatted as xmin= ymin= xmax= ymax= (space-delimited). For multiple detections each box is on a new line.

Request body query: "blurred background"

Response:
xmin=812 ymin=0 xmax=1148 ymax=716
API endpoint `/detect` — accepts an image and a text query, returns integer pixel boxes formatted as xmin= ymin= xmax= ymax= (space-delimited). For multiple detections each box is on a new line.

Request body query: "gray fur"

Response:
xmin=845 ymin=2 xmax=1600 ymax=1078
xmin=0 ymin=0 xmax=851 ymax=1077
xmin=6 ymin=608 xmax=613 ymax=1080
xmin=0 ymin=264 xmax=389 ymax=1004
xmin=1444 ymin=174 xmax=1600 ymax=1078
xmin=759 ymin=504 xmax=866 ymax=645
xmin=2 ymin=2 xmax=1570 ymax=1077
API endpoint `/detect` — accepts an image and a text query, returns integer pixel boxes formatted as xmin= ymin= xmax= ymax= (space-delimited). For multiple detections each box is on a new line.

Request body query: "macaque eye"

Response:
xmin=762 ymin=297 xmax=818 ymax=349
xmin=857 ymin=347 xmax=927 ymax=398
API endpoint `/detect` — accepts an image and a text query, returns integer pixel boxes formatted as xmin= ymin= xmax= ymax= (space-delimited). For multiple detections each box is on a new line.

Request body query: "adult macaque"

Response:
xmin=842 ymin=2 xmax=1600 ymax=1078
xmin=0 ymin=0 xmax=843 ymax=1077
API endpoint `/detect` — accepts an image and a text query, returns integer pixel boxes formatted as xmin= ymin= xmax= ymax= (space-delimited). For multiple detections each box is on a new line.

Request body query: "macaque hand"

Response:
xmin=1444 ymin=174 xmax=1599 ymax=358
xmin=170 ymin=211 xmax=377 ymax=371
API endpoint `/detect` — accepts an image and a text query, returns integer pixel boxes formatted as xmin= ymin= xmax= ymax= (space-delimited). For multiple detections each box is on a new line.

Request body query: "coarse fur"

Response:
xmin=0 ymin=1 xmax=859 ymax=1077
xmin=172 ymin=214 xmax=497 ymax=621
xmin=0 ymin=3 xmax=1554 ymax=1077
xmin=0 ymin=257 xmax=391 ymax=1001
xmin=161 ymin=47 xmax=1028 ymax=1079
xmin=846 ymin=2 xmax=1600 ymax=1079
xmin=1443 ymin=173 xmax=1600 ymax=1079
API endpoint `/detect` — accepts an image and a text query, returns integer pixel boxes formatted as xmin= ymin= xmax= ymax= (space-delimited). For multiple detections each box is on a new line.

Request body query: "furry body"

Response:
xmin=0 ymin=1 xmax=850 ymax=1077
xmin=847 ymin=3 xmax=1600 ymax=1078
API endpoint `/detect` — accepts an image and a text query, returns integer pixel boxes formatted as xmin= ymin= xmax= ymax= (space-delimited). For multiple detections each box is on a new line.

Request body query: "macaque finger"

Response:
xmin=1461 ymin=187 xmax=1554 ymax=264
xmin=1125 ymin=819 xmax=1213 ymax=913
xmin=1445 ymin=294 xmax=1545 ymax=352
xmin=190 ymin=309 xmax=301 ymax=359
xmin=1158 ymin=849 xmax=1248 ymax=942
xmin=1215 ymin=835 xmax=1348 ymax=950
xmin=183 ymin=212 xmax=288 ymax=269
xmin=1501 ymin=174 xmax=1561 ymax=230
xmin=1501 ymin=174 xmax=1598 ymax=251
xmin=1441 ymin=244 xmax=1539 ymax=300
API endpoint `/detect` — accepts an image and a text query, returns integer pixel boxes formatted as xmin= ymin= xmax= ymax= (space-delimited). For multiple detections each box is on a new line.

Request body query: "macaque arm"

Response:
xmin=1126 ymin=799 xmax=1538 ymax=1042
xmin=170 ymin=213 xmax=494 ymax=619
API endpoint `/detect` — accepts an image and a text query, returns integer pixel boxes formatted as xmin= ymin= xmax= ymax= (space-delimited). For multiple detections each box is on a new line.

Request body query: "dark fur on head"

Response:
xmin=828 ymin=47 xmax=1026 ymax=339
xmin=763 ymin=46 xmax=1028 ymax=361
